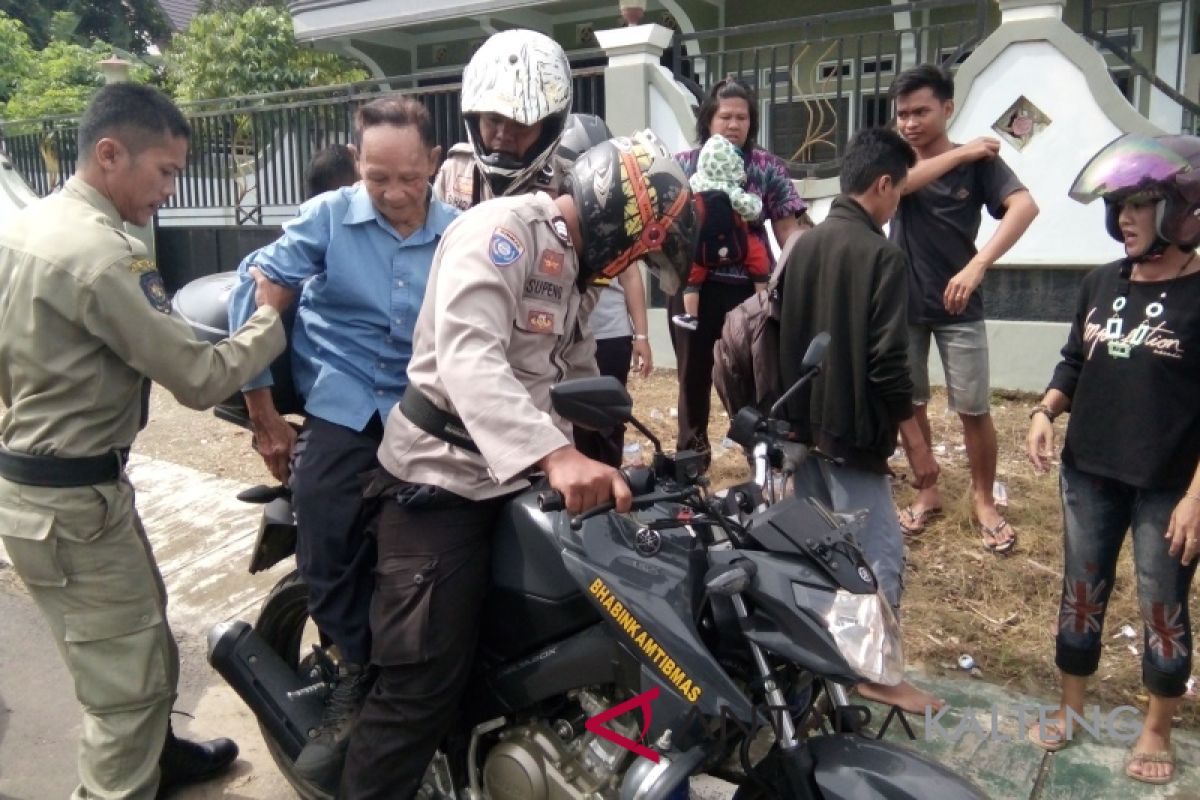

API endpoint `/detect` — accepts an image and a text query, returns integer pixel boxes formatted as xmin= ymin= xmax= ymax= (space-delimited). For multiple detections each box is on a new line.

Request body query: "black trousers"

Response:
xmin=340 ymin=480 xmax=509 ymax=800
xmin=289 ymin=413 xmax=383 ymax=666
xmin=668 ymin=280 xmax=755 ymax=455
xmin=574 ymin=335 xmax=633 ymax=468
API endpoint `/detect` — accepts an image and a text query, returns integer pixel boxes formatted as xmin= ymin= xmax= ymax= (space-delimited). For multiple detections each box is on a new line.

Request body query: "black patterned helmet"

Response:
xmin=565 ymin=130 xmax=697 ymax=295
xmin=556 ymin=113 xmax=612 ymax=162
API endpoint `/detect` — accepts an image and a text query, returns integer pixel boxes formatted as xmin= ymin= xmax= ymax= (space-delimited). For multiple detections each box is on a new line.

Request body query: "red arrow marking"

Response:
xmin=584 ymin=687 xmax=661 ymax=763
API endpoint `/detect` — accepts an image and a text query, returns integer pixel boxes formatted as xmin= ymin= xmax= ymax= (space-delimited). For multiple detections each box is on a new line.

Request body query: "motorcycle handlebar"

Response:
xmin=536 ymin=466 xmax=657 ymax=517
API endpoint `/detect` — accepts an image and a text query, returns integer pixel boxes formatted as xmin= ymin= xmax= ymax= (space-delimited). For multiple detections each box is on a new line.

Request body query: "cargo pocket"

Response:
xmin=370 ymin=556 xmax=438 ymax=666
xmin=0 ymin=504 xmax=66 ymax=587
xmin=63 ymin=601 xmax=172 ymax=714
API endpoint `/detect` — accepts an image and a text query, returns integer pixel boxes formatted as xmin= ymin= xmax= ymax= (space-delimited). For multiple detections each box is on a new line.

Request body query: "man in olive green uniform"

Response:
xmin=0 ymin=83 xmax=293 ymax=799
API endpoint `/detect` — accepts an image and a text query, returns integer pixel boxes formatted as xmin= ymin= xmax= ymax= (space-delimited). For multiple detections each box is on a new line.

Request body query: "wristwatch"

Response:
xmin=633 ymin=334 xmax=649 ymax=341
xmin=1029 ymin=404 xmax=1057 ymax=422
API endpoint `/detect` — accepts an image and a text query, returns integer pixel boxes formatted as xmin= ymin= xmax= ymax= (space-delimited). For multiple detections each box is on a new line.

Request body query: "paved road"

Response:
xmin=0 ymin=456 xmax=296 ymax=800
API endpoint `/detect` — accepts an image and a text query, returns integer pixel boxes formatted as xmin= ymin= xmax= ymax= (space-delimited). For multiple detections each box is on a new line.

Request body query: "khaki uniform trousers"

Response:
xmin=0 ymin=475 xmax=178 ymax=799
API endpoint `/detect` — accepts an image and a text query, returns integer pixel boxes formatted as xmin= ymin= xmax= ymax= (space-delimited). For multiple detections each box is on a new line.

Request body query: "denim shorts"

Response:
xmin=908 ymin=320 xmax=990 ymax=416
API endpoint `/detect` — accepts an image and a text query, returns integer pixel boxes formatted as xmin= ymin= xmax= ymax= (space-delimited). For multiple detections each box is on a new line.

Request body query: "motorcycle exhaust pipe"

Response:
xmin=619 ymin=745 xmax=706 ymax=800
xmin=206 ymin=620 xmax=324 ymax=760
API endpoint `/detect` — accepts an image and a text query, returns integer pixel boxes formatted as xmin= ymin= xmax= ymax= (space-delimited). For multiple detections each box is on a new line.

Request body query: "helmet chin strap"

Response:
xmin=1130 ymin=236 xmax=1171 ymax=263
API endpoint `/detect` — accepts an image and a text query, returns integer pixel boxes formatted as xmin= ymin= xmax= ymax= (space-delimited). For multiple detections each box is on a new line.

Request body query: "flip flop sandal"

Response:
xmin=1026 ymin=719 xmax=1069 ymax=753
xmin=898 ymin=505 xmax=941 ymax=537
xmin=980 ymin=519 xmax=1017 ymax=555
xmin=1125 ymin=747 xmax=1175 ymax=785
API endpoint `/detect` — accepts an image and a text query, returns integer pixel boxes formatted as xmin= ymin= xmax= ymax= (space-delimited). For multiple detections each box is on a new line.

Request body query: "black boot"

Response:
xmin=156 ymin=724 xmax=239 ymax=798
xmin=294 ymin=662 xmax=372 ymax=792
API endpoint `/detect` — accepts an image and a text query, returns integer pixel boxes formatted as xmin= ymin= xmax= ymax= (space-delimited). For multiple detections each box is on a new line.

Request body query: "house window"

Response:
xmin=859 ymin=94 xmax=892 ymax=128
xmin=1096 ymin=27 xmax=1144 ymax=55
xmin=938 ymin=46 xmax=975 ymax=67
xmin=816 ymin=62 xmax=853 ymax=81
xmin=1110 ymin=67 xmax=1137 ymax=105
xmin=815 ymin=56 xmax=895 ymax=83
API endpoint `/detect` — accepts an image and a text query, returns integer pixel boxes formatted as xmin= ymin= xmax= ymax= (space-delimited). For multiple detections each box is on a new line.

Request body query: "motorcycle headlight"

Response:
xmin=821 ymin=589 xmax=904 ymax=685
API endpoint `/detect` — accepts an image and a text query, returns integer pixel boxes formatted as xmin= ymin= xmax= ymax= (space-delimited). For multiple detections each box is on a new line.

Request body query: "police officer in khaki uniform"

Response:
xmin=339 ymin=130 xmax=696 ymax=799
xmin=0 ymin=83 xmax=293 ymax=799
xmin=439 ymin=34 xmax=655 ymax=467
xmin=432 ymin=29 xmax=574 ymax=211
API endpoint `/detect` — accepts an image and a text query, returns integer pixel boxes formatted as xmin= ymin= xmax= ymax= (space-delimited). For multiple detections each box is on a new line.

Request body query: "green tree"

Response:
xmin=166 ymin=7 xmax=368 ymax=102
xmin=3 ymin=39 xmax=153 ymax=122
xmin=0 ymin=1 xmax=170 ymax=53
xmin=0 ymin=12 xmax=34 ymax=109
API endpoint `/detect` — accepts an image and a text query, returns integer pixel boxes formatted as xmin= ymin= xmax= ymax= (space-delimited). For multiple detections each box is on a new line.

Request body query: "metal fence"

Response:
xmin=0 ymin=62 xmax=605 ymax=219
xmin=1080 ymin=0 xmax=1199 ymax=135
xmin=670 ymin=0 xmax=991 ymax=177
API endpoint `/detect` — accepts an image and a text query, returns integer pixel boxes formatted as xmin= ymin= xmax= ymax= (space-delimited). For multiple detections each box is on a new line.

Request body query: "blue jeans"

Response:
xmin=807 ymin=459 xmax=904 ymax=609
xmin=1056 ymin=463 xmax=1197 ymax=697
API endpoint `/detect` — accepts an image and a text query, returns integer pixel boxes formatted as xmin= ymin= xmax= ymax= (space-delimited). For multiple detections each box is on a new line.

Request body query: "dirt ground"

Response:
xmin=135 ymin=375 xmax=1199 ymax=728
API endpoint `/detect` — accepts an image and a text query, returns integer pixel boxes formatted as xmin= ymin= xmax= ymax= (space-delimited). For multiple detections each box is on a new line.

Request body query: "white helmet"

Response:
xmin=461 ymin=29 xmax=573 ymax=196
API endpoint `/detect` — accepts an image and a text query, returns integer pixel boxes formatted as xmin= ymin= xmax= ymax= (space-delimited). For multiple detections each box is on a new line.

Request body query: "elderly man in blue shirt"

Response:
xmin=227 ymin=96 xmax=458 ymax=789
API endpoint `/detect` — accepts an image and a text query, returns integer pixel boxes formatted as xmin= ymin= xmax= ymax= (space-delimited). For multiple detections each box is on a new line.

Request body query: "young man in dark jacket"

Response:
xmin=778 ymin=127 xmax=940 ymax=713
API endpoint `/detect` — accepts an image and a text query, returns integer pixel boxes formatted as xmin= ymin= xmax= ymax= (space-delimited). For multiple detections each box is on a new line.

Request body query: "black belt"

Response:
xmin=0 ymin=447 xmax=129 ymax=487
xmin=399 ymin=387 xmax=480 ymax=454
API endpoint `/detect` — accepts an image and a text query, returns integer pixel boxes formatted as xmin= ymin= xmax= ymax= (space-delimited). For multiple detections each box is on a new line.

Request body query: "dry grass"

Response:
xmin=620 ymin=372 xmax=1200 ymax=728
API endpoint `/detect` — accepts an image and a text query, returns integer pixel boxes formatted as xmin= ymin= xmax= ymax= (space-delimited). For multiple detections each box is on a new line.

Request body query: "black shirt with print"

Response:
xmin=889 ymin=150 xmax=1025 ymax=325
xmin=1049 ymin=259 xmax=1200 ymax=490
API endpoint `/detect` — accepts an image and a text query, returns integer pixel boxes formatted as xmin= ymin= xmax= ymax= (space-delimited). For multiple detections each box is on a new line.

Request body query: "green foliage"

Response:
xmin=3 ymin=39 xmax=154 ymax=122
xmin=0 ymin=1 xmax=170 ymax=53
xmin=0 ymin=12 xmax=34 ymax=107
xmin=166 ymin=7 xmax=369 ymax=102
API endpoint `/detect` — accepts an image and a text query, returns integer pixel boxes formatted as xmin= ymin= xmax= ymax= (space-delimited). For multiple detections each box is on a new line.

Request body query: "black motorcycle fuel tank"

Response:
xmin=479 ymin=489 xmax=601 ymax=661
xmin=558 ymin=503 xmax=756 ymax=733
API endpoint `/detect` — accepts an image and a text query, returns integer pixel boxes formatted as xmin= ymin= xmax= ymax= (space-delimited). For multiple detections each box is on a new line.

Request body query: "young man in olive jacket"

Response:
xmin=778 ymin=127 xmax=940 ymax=713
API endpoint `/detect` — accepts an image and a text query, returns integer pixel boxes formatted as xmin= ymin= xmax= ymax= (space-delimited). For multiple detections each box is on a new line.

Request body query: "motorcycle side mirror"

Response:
xmin=768 ymin=331 xmax=832 ymax=421
xmin=550 ymin=376 xmax=633 ymax=432
xmin=800 ymin=331 xmax=831 ymax=373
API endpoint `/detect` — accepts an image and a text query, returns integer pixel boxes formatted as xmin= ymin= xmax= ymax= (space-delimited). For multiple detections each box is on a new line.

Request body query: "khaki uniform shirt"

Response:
xmin=0 ymin=176 xmax=284 ymax=457
xmin=378 ymin=192 xmax=598 ymax=500
xmin=433 ymin=144 xmax=572 ymax=211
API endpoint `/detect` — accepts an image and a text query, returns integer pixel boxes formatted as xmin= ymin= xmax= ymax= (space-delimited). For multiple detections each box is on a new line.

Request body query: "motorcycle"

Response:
xmin=173 ymin=276 xmax=986 ymax=799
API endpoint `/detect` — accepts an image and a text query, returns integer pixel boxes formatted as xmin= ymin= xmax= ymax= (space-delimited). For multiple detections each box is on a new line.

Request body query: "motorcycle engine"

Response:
xmin=482 ymin=689 xmax=639 ymax=800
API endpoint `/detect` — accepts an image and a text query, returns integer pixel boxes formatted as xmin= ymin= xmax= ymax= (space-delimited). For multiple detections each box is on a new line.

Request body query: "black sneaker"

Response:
xmin=156 ymin=724 xmax=238 ymax=798
xmin=672 ymin=313 xmax=699 ymax=331
xmin=293 ymin=662 xmax=372 ymax=791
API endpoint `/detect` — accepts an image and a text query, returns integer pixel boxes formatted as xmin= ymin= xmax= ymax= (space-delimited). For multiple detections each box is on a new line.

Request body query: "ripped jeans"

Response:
xmin=1055 ymin=462 xmax=1197 ymax=697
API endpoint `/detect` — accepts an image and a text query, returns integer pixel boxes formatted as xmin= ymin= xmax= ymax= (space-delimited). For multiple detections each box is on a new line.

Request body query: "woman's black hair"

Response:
xmin=695 ymin=77 xmax=759 ymax=150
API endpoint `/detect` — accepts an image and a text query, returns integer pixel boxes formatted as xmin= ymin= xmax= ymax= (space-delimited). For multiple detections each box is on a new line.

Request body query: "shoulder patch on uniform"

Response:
xmin=539 ymin=250 xmax=565 ymax=277
xmin=489 ymin=227 xmax=524 ymax=267
xmin=549 ymin=216 xmax=571 ymax=246
xmin=526 ymin=308 xmax=556 ymax=333
xmin=139 ymin=271 xmax=171 ymax=314
xmin=129 ymin=258 xmax=157 ymax=276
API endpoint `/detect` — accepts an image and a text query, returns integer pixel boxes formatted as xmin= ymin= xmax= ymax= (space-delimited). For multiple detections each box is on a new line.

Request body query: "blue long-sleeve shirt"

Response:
xmin=228 ymin=184 xmax=459 ymax=432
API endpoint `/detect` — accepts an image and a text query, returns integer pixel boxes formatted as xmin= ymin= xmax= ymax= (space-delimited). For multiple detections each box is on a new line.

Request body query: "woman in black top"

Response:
xmin=1026 ymin=134 xmax=1200 ymax=785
